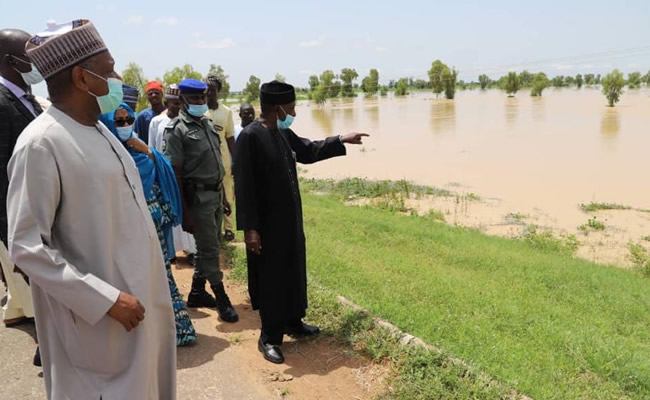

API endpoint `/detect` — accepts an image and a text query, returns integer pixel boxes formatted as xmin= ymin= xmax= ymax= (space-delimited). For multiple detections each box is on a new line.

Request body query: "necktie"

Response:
xmin=23 ymin=93 xmax=44 ymax=116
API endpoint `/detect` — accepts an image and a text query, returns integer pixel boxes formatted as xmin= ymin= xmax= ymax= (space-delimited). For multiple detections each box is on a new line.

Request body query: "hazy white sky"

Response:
xmin=4 ymin=0 xmax=650 ymax=92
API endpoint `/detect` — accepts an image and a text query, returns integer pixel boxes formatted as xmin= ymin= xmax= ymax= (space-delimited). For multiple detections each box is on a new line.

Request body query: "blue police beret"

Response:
xmin=179 ymin=79 xmax=208 ymax=94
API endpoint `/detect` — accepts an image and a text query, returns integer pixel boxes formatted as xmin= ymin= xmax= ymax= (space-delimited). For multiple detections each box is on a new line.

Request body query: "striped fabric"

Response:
xmin=165 ymin=84 xmax=179 ymax=99
xmin=26 ymin=20 xmax=107 ymax=79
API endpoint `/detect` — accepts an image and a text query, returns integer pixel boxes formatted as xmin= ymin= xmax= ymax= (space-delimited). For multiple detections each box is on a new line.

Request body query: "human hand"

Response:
xmin=107 ymin=292 xmax=146 ymax=332
xmin=126 ymin=138 xmax=151 ymax=155
xmin=245 ymin=230 xmax=262 ymax=255
xmin=340 ymin=133 xmax=370 ymax=145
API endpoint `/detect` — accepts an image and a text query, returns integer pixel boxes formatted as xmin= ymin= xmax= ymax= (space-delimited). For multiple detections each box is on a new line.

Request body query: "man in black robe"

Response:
xmin=234 ymin=80 xmax=368 ymax=364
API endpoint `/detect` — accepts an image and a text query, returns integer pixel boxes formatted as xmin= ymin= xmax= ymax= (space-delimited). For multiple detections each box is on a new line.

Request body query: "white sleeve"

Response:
xmin=7 ymin=141 xmax=120 ymax=325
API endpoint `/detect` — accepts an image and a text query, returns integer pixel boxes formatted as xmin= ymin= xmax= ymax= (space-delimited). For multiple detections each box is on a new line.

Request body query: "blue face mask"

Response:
xmin=85 ymin=69 xmax=124 ymax=114
xmin=115 ymin=124 xmax=133 ymax=142
xmin=186 ymin=103 xmax=208 ymax=117
xmin=277 ymin=106 xmax=294 ymax=130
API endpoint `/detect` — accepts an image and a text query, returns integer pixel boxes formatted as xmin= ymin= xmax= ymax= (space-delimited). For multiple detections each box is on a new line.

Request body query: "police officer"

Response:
xmin=163 ymin=78 xmax=238 ymax=323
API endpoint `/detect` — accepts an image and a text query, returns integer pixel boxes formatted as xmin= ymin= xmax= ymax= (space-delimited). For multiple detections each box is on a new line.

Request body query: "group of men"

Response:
xmin=0 ymin=19 xmax=367 ymax=399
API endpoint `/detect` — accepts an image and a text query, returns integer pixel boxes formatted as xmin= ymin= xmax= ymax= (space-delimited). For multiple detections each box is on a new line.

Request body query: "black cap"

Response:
xmin=260 ymin=80 xmax=295 ymax=105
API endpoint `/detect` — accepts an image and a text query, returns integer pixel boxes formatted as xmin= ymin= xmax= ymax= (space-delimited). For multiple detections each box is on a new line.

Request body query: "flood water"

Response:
xmin=289 ymin=88 xmax=650 ymax=230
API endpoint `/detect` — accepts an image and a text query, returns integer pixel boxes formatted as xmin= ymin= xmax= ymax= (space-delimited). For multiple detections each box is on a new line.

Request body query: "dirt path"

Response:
xmin=0 ymin=260 xmax=387 ymax=400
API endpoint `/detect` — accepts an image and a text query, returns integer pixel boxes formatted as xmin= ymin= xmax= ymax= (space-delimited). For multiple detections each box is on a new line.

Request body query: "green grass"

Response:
xmin=522 ymin=226 xmax=579 ymax=255
xmin=300 ymin=177 xmax=452 ymax=199
xmin=628 ymin=242 xmax=650 ymax=277
xmin=298 ymin=192 xmax=650 ymax=399
xmin=230 ymin=246 xmax=517 ymax=399
xmin=579 ymin=202 xmax=632 ymax=212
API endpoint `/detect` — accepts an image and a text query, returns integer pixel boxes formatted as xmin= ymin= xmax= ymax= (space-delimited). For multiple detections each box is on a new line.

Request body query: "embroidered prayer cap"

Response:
xmin=205 ymin=75 xmax=222 ymax=89
xmin=122 ymin=84 xmax=139 ymax=109
xmin=260 ymin=80 xmax=295 ymax=105
xmin=178 ymin=79 xmax=207 ymax=95
xmin=165 ymin=84 xmax=180 ymax=99
xmin=145 ymin=80 xmax=163 ymax=94
xmin=26 ymin=19 xmax=108 ymax=79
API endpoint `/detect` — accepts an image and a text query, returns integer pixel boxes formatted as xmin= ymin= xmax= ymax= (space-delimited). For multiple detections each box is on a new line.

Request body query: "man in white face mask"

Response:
xmin=0 ymin=28 xmax=39 ymax=337
xmin=7 ymin=20 xmax=176 ymax=399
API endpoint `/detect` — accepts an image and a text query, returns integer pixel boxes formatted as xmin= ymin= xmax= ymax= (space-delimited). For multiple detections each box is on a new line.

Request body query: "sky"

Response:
xmin=3 ymin=0 xmax=650 ymax=93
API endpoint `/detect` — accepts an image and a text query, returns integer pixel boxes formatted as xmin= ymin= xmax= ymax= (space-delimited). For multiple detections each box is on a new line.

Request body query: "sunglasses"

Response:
xmin=114 ymin=117 xmax=135 ymax=127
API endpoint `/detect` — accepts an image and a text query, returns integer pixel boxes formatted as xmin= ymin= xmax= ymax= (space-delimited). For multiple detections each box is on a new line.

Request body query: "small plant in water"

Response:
xmin=578 ymin=216 xmax=605 ymax=233
xmin=579 ymin=202 xmax=631 ymax=212
xmin=505 ymin=212 xmax=527 ymax=224
xmin=465 ymin=192 xmax=481 ymax=201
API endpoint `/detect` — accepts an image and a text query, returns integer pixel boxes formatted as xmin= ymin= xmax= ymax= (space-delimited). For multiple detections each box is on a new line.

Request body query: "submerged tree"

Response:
xmin=503 ymin=72 xmax=521 ymax=97
xmin=428 ymin=60 xmax=445 ymax=97
xmin=478 ymin=74 xmax=490 ymax=89
xmin=361 ymin=68 xmax=380 ymax=95
xmin=530 ymin=72 xmax=549 ymax=97
xmin=601 ymin=69 xmax=625 ymax=107
xmin=395 ymin=78 xmax=409 ymax=96
xmin=519 ymin=70 xmax=534 ymax=87
xmin=575 ymin=74 xmax=583 ymax=89
xmin=627 ymin=72 xmax=642 ymax=89
xmin=441 ymin=66 xmax=458 ymax=99
xmin=308 ymin=75 xmax=320 ymax=92
xmin=340 ymin=68 xmax=359 ymax=97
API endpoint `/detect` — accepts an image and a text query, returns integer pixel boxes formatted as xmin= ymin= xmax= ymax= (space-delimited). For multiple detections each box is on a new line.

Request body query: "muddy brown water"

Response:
xmin=265 ymin=88 xmax=650 ymax=267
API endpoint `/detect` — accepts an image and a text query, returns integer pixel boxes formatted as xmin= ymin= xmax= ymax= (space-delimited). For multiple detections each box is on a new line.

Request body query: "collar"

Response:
xmin=179 ymin=110 xmax=204 ymax=126
xmin=0 ymin=76 xmax=28 ymax=99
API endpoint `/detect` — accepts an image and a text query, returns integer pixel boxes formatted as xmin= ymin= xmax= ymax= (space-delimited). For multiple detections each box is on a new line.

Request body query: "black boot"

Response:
xmin=186 ymin=275 xmax=217 ymax=308
xmin=211 ymin=282 xmax=239 ymax=323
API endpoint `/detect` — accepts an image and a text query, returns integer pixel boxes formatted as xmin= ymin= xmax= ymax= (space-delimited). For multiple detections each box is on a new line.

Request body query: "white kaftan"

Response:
xmin=7 ymin=106 xmax=176 ymax=400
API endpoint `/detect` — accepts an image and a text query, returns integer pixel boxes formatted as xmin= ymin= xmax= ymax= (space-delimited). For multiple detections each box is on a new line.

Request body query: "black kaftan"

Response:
xmin=234 ymin=121 xmax=346 ymax=326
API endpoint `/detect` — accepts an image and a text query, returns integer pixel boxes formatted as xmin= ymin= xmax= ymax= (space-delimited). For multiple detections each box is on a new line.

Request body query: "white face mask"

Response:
xmin=115 ymin=124 xmax=134 ymax=142
xmin=11 ymin=56 xmax=44 ymax=85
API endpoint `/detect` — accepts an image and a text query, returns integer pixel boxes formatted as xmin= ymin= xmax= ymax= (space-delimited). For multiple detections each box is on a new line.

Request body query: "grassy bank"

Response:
xmin=231 ymin=179 xmax=650 ymax=399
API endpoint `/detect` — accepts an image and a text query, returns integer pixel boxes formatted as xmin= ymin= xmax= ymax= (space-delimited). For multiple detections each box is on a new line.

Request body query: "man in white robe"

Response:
xmin=7 ymin=20 xmax=176 ymax=400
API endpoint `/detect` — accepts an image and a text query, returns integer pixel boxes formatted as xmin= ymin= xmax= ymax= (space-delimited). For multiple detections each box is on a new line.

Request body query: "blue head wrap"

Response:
xmin=99 ymin=103 xmax=182 ymax=236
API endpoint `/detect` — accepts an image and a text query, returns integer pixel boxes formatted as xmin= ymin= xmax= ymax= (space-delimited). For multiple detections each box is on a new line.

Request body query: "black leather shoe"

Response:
xmin=224 ymin=230 xmax=235 ymax=242
xmin=33 ymin=346 xmax=41 ymax=367
xmin=258 ymin=339 xmax=284 ymax=364
xmin=284 ymin=322 xmax=321 ymax=337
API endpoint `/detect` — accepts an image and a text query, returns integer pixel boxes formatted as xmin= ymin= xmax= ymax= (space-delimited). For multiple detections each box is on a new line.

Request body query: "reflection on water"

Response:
xmin=430 ymin=100 xmax=456 ymax=134
xmin=365 ymin=104 xmax=380 ymax=128
xmin=600 ymin=108 xmax=620 ymax=137
xmin=531 ymin=97 xmax=545 ymax=122
xmin=504 ymin=97 xmax=519 ymax=124
xmin=310 ymin=107 xmax=333 ymax=136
